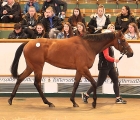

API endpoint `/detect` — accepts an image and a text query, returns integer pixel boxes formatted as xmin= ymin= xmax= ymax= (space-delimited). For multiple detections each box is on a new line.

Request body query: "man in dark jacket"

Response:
xmin=8 ymin=23 xmax=27 ymax=39
xmin=41 ymin=6 xmax=63 ymax=38
xmin=1 ymin=0 xmax=22 ymax=23
xmin=41 ymin=0 xmax=67 ymax=17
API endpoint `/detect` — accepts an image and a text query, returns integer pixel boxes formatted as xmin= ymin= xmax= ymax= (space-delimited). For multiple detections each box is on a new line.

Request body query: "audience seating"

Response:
xmin=0 ymin=23 xmax=14 ymax=31
xmin=1 ymin=0 xmax=140 ymax=38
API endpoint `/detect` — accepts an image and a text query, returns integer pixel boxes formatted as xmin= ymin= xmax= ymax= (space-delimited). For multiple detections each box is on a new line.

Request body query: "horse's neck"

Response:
xmin=89 ymin=39 xmax=113 ymax=55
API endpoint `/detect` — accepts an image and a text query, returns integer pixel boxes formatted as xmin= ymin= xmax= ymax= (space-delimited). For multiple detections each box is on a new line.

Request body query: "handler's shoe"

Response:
xmin=81 ymin=93 xmax=89 ymax=103
xmin=116 ymin=97 xmax=127 ymax=104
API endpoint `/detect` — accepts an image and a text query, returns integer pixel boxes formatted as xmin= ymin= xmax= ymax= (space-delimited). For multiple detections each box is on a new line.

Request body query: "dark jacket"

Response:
xmin=115 ymin=13 xmax=135 ymax=33
xmin=136 ymin=17 xmax=140 ymax=29
xmin=0 ymin=1 xmax=2 ymax=20
xmin=87 ymin=14 xmax=111 ymax=34
xmin=8 ymin=30 xmax=28 ymax=39
xmin=1 ymin=2 xmax=21 ymax=17
xmin=98 ymin=47 xmax=114 ymax=70
xmin=41 ymin=15 xmax=63 ymax=32
xmin=20 ymin=13 xmax=42 ymax=29
xmin=41 ymin=0 xmax=67 ymax=16
xmin=32 ymin=30 xmax=49 ymax=39
xmin=68 ymin=16 xmax=86 ymax=27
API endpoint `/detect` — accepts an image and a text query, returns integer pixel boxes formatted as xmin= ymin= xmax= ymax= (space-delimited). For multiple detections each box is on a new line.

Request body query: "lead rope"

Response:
xmin=115 ymin=52 xmax=125 ymax=86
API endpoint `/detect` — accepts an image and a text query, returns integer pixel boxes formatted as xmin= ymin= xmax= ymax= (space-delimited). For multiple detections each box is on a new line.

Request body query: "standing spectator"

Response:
xmin=115 ymin=6 xmax=135 ymax=33
xmin=20 ymin=6 xmax=42 ymax=38
xmin=76 ymin=22 xmax=87 ymax=37
xmin=68 ymin=8 xmax=86 ymax=31
xmin=1 ymin=0 xmax=22 ymax=23
xmin=41 ymin=0 xmax=67 ymax=17
xmin=32 ymin=23 xmax=49 ymax=38
xmin=41 ymin=6 xmax=63 ymax=38
xmin=124 ymin=22 xmax=140 ymax=40
xmin=87 ymin=4 xmax=111 ymax=34
xmin=23 ymin=0 xmax=40 ymax=14
xmin=8 ymin=23 xmax=27 ymax=39
xmin=57 ymin=22 xmax=74 ymax=39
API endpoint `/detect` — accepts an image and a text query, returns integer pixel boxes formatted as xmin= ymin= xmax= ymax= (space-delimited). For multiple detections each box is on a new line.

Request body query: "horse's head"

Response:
xmin=114 ymin=31 xmax=133 ymax=58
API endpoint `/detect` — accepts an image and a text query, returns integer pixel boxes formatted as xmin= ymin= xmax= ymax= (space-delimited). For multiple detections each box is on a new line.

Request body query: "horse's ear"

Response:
xmin=116 ymin=30 xmax=123 ymax=37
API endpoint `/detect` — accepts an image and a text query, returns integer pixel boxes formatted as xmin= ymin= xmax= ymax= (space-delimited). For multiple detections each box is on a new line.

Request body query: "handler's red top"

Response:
xmin=103 ymin=48 xmax=115 ymax=62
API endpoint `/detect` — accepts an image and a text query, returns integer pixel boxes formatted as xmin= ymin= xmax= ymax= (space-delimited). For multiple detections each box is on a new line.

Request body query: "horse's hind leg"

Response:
xmin=8 ymin=67 xmax=33 ymax=105
xmin=70 ymin=71 xmax=82 ymax=107
xmin=34 ymin=67 xmax=55 ymax=107
xmin=82 ymin=68 xmax=97 ymax=108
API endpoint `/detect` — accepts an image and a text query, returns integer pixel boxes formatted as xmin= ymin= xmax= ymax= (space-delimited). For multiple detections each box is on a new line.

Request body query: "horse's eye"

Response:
xmin=122 ymin=39 xmax=125 ymax=42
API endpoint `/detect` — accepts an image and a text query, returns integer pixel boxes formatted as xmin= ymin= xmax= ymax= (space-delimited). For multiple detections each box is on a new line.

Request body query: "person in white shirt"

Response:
xmin=87 ymin=4 xmax=111 ymax=34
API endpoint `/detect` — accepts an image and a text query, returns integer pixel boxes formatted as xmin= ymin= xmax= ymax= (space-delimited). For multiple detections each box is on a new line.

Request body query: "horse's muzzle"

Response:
xmin=127 ymin=52 xmax=133 ymax=58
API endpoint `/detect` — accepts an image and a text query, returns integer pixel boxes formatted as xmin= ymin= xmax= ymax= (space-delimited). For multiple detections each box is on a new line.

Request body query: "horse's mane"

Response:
xmin=82 ymin=32 xmax=115 ymax=42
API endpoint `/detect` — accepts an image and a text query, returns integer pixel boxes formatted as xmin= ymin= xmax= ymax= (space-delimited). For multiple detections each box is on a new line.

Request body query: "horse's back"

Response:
xmin=23 ymin=37 xmax=94 ymax=69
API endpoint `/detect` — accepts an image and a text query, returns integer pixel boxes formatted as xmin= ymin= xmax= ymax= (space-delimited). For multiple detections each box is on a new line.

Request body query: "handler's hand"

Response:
xmin=114 ymin=59 xmax=119 ymax=63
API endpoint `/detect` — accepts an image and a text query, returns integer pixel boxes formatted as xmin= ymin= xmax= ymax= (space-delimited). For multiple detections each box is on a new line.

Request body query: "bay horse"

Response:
xmin=9 ymin=31 xmax=133 ymax=108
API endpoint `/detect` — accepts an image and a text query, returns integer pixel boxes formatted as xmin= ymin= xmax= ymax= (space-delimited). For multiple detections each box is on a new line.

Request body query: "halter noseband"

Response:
xmin=117 ymin=38 xmax=130 ymax=60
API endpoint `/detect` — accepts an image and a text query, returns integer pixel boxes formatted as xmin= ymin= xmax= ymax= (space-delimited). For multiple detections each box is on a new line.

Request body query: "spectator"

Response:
xmin=124 ymin=22 xmax=140 ymax=40
xmin=32 ymin=23 xmax=49 ymax=38
xmin=23 ymin=0 xmax=40 ymax=14
xmin=76 ymin=22 xmax=87 ymax=37
xmin=115 ymin=6 xmax=135 ymax=33
xmin=102 ymin=23 xmax=115 ymax=33
xmin=87 ymin=4 xmax=111 ymax=34
xmin=1 ymin=0 xmax=22 ymax=23
xmin=57 ymin=22 xmax=74 ymax=39
xmin=68 ymin=8 xmax=86 ymax=31
xmin=8 ymin=23 xmax=27 ymax=39
xmin=20 ymin=6 xmax=42 ymax=38
xmin=41 ymin=6 xmax=63 ymax=38
xmin=41 ymin=0 xmax=67 ymax=17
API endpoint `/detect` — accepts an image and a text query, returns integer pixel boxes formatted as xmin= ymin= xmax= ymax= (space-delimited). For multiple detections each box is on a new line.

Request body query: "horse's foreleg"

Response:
xmin=8 ymin=68 xmax=32 ymax=105
xmin=34 ymin=74 xmax=55 ymax=107
xmin=70 ymin=71 xmax=81 ymax=107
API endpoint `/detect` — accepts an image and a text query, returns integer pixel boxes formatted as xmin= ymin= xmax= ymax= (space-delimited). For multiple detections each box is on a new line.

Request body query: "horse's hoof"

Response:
xmin=92 ymin=102 xmax=96 ymax=108
xmin=8 ymin=99 xmax=12 ymax=105
xmin=73 ymin=103 xmax=79 ymax=107
xmin=49 ymin=103 xmax=55 ymax=107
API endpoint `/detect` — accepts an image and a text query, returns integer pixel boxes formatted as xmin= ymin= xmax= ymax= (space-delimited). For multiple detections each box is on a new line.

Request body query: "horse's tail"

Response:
xmin=11 ymin=42 xmax=28 ymax=79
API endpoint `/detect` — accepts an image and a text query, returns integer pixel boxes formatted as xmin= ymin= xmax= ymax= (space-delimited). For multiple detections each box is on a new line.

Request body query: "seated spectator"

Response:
xmin=75 ymin=22 xmax=87 ymax=37
xmin=115 ymin=6 xmax=135 ymax=33
xmin=41 ymin=0 xmax=67 ymax=18
xmin=23 ymin=0 xmax=40 ymax=15
xmin=102 ymin=23 xmax=115 ymax=33
xmin=1 ymin=0 xmax=22 ymax=23
xmin=41 ymin=6 xmax=63 ymax=38
xmin=57 ymin=22 xmax=74 ymax=39
xmin=8 ymin=23 xmax=27 ymax=39
xmin=68 ymin=8 xmax=86 ymax=32
xmin=32 ymin=23 xmax=49 ymax=38
xmin=124 ymin=22 xmax=140 ymax=40
xmin=87 ymin=4 xmax=111 ymax=34
xmin=20 ymin=6 xmax=42 ymax=38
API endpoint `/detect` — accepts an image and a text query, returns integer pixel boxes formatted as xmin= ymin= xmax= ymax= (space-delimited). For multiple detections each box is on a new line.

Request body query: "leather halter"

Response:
xmin=117 ymin=39 xmax=130 ymax=60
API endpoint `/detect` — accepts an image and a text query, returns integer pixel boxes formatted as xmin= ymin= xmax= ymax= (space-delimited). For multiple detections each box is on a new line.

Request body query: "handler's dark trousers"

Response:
xmin=87 ymin=67 xmax=119 ymax=97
